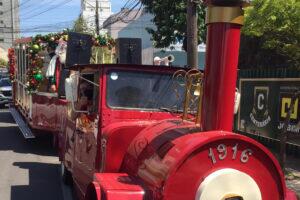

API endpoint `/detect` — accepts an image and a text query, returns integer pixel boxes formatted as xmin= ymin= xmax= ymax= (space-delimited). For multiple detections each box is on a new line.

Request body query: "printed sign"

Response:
xmin=250 ymin=87 xmax=271 ymax=128
xmin=236 ymin=78 xmax=300 ymax=145
xmin=278 ymin=91 xmax=300 ymax=134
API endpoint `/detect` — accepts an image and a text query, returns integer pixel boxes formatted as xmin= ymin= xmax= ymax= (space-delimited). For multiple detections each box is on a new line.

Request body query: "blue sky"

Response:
xmin=20 ymin=0 xmax=127 ymax=36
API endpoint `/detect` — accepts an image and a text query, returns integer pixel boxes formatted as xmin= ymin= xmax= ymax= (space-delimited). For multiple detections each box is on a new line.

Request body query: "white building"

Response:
xmin=80 ymin=0 xmax=112 ymax=33
xmin=0 ymin=0 xmax=20 ymax=61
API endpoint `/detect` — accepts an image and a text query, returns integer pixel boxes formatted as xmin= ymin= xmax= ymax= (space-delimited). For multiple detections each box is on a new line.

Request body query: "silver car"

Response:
xmin=0 ymin=78 xmax=12 ymax=108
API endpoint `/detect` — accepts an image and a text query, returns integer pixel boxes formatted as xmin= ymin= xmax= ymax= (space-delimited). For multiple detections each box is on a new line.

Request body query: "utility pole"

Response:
xmin=187 ymin=0 xmax=198 ymax=69
xmin=10 ymin=0 xmax=15 ymax=43
xmin=95 ymin=0 xmax=100 ymax=35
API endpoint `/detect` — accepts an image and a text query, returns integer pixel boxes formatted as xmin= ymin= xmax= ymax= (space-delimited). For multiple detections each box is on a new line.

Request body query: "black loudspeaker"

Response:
xmin=65 ymin=32 xmax=92 ymax=67
xmin=116 ymin=38 xmax=142 ymax=65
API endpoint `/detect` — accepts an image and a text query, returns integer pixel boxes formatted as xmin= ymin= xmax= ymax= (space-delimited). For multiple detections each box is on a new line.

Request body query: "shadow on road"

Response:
xmin=0 ymin=109 xmax=75 ymax=199
xmin=0 ymin=110 xmax=56 ymax=157
xmin=11 ymin=162 xmax=64 ymax=200
xmin=0 ymin=109 xmax=15 ymax=124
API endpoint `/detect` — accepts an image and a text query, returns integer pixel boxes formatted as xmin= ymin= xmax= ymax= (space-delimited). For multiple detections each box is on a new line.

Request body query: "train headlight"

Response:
xmin=195 ymin=168 xmax=261 ymax=200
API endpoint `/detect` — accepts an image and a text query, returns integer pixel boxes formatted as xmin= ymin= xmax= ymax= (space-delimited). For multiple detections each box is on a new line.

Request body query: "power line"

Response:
xmin=20 ymin=0 xmax=53 ymax=16
xmin=21 ymin=20 xmax=74 ymax=29
xmin=20 ymin=0 xmax=77 ymax=17
xmin=1 ymin=0 xmax=34 ymax=15
xmin=22 ymin=0 xmax=75 ymax=21
xmin=98 ymin=0 xmax=143 ymax=30
xmin=3 ymin=23 xmax=154 ymax=33
xmin=3 ymin=0 xmax=144 ymax=37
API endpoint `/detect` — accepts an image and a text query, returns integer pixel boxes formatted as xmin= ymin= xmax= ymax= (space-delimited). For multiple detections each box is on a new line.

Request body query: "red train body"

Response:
xmin=10 ymin=1 xmax=298 ymax=200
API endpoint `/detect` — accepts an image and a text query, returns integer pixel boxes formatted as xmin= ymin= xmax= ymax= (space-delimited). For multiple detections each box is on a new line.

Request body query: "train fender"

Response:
xmin=84 ymin=181 xmax=101 ymax=200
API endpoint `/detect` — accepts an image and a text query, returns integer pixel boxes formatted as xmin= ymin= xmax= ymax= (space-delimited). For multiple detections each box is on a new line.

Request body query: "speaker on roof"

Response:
xmin=116 ymin=38 xmax=142 ymax=65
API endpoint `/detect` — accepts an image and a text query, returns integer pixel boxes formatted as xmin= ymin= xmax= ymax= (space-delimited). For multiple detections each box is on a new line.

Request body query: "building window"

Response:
xmin=0 ymin=38 xmax=4 ymax=42
xmin=0 ymin=20 xmax=3 ymax=24
xmin=0 ymin=2 xmax=3 ymax=6
xmin=0 ymin=28 xmax=3 ymax=33
xmin=0 ymin=11 xmax=3 ymax=15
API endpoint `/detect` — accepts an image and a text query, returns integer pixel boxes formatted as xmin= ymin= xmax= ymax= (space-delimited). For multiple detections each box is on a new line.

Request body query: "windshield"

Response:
xmin=0 ymin=79 xmax=11 ymax=87
xmin=107 ymin=70 xmax=186 ymax=111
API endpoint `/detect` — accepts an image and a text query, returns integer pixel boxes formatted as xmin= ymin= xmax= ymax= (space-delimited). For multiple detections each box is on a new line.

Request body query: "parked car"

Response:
xmin=0 ymin=78 xmax=12 ymax=108
xmin=0 ymin=68 xmax=8 ymax=74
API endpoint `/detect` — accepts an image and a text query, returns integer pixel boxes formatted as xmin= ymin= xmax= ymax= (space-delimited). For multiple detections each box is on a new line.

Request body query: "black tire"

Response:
xmin=61 ymin=162 xmax=73 ymax=186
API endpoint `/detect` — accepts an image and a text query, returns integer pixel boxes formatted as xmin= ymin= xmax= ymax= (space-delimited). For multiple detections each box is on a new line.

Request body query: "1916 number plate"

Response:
xmin=208 ymin=144 xmax=253 ymax=164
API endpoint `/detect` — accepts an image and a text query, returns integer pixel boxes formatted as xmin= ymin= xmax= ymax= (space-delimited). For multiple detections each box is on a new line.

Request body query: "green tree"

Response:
xmin=141 ymin=0 xmax=206 ymax=50
xmin=240 ymin=0 xmax=300 ymax=68
xmin=0 ymin=58 xmax=7 ymax=67
xmin=72 ymin=16 xmax=90 ymax=34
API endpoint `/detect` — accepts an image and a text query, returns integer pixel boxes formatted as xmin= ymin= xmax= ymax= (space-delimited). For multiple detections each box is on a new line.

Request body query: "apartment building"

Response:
xmin=0 ymin=0 xmax=20 ymax=61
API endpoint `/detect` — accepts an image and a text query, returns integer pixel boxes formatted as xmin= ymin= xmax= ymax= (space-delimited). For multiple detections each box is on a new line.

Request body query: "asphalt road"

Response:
xmin=0 ymin=108 xmax=73 ymax=200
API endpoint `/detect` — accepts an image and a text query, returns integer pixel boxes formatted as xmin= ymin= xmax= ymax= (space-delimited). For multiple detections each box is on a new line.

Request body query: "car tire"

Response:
xmin=61 ymin=162 xmax=73 ymax=186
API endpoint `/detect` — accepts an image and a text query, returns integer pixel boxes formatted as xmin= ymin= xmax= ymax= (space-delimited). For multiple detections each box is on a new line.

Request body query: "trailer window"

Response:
xmin=106 ymin=70 xmax=186 ymax=111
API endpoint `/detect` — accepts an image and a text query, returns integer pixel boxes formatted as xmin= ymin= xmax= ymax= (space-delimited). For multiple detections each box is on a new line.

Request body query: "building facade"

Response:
xmin=103 ymin=9 xmax=157 ymax=65
xmin=80 ymin=0 xmax=112 ymax=33
xmin=104 ymin=8 xmax=206 ymax=68
xmin=0 ymin=0 xmax=20 ymax=61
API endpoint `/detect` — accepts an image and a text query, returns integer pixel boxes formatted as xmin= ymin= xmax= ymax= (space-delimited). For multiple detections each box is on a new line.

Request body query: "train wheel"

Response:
xmin=61 ymin=162 xmax=73 ymax=185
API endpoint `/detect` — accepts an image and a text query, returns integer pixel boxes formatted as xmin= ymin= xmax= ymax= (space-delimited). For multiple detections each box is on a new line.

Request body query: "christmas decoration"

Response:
xmin=93 ymin=34 xmax=116 ymax=49
xmin=7 ymin=48 xmax=16 ymax=81
xmin=26 ymin=30 xmax=69 ymax=93
xmin=25 ymin=31 xmax=115 ymax=93
xmin=33 ymin=73 xmax=43 ymax=82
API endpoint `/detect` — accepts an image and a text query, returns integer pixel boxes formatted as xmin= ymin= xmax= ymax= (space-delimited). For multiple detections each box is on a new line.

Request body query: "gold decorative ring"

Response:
xmin=206 ymin=6 xmax=244 ymax=25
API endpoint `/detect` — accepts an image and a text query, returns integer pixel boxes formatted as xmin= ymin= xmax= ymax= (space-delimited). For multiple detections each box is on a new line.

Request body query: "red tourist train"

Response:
xmin=9 ymin=0 xmax=298 ymax=200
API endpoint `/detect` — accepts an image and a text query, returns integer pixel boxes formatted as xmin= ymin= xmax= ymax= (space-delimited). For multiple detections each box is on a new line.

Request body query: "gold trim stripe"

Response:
xmin=206 ymin=6 xmax=244 ymax=25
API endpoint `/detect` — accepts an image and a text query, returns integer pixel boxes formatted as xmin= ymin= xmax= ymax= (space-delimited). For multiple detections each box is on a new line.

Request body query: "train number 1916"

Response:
xmin=208 ymin=144 xmax=253 ymax=164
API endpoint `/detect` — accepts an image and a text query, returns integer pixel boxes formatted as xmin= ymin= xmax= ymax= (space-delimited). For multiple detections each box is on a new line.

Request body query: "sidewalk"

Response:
xmin=284 ymin=155 xmax=300 ymax=199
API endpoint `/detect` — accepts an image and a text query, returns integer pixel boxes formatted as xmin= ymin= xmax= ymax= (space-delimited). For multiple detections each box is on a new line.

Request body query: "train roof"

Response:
xmin=68 ymin=63 xmax=191 ymax=72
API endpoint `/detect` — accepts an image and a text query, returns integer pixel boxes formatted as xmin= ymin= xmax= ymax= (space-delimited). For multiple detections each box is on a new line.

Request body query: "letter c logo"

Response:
xmin=258 ymin=94 xmax=264 ymax=110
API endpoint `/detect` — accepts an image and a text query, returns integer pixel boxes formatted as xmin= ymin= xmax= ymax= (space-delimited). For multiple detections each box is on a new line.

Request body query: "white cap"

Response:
xmin=154 ymin=57 xmax=161 ymax=62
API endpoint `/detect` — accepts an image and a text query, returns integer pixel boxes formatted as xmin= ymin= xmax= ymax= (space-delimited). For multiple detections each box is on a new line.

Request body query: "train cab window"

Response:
xmin=106 ymin=70 xmax=187 ymax=111
xmin=77 ymin=73 xmax=99 ymax=113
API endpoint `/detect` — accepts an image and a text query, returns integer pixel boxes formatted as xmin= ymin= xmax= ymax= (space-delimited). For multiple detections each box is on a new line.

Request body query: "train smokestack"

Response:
xmin=201 ymin=1 xmax=250 ymax=131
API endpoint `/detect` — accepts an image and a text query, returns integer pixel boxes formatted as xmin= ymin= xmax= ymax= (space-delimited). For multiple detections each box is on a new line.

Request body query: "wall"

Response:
xmin=0 ymin=0 xmax=20 ymax=56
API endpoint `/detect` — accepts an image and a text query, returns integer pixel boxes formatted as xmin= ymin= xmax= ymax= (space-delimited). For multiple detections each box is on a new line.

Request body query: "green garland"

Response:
xmin=26 ymin=30 xmax=69 ymax=93
xmin=93 ymin=34 xmax=116 ymax=49
xmin=26 ymin=31 xmax=115 ymax=93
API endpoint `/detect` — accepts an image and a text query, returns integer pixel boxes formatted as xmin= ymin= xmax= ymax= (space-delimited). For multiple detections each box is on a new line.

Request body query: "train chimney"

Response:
xmin=201 ymin=0 xmax=251 ymax=131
